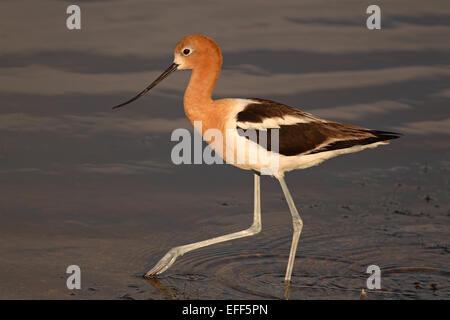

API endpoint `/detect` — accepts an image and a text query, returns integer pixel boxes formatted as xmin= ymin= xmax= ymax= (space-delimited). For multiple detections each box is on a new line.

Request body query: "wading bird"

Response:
xmin=112 ymin=34 xmax=400 ymax=284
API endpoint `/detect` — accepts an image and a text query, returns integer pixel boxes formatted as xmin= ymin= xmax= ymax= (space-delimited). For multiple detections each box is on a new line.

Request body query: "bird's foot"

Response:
xmin=283 ymin=280 xmax=292 ymax=300
xmin=144 ymin=247 xmax=181 ymax=278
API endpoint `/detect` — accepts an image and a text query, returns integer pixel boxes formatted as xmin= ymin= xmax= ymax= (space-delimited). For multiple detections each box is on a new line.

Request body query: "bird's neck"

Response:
xmin=183 ymin=62 xmax=220 ymax=122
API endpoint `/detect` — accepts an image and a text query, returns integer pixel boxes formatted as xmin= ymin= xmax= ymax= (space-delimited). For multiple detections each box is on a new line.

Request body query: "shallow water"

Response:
xmin=0 ymin=161 xmax=448 ymax=299
xmin=140 ymin=165 xmax=449 ymax=300
xmin=0 ymin=0 xmax=449 ymax=300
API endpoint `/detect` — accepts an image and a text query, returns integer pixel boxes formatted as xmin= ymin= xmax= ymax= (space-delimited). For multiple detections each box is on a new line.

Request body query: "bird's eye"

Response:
xmin=182 ymin=48 xmax=191 ymax=56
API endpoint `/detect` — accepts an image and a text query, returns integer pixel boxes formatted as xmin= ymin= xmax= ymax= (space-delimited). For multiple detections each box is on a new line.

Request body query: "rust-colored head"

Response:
xmin=112 ymin=34 xmax=222 ymax=110
xmin=174 ymin=34 xmax=223 ymax=70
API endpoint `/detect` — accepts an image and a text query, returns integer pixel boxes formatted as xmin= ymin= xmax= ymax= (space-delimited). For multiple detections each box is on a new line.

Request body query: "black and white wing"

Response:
xmin=236 ymin=98 xmax=401 ymax=156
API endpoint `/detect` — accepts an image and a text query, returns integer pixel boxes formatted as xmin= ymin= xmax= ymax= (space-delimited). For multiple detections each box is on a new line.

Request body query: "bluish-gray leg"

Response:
xmin=145 ymin=173 xmax=262 ymax=277
xmin=278 ymin=176 xmax=303 ymax=283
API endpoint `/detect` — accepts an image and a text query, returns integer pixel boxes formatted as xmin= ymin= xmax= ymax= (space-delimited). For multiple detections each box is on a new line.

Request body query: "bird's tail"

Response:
xmin=367 ymin=130 xmax=402 ymax=143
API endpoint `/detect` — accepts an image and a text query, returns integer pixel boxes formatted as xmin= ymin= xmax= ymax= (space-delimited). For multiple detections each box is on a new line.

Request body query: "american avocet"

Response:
xmin=112 ymin=34 xmax=400 ymax=284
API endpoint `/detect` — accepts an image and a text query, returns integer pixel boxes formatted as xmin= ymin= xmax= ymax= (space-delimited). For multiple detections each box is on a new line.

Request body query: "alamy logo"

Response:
xmin=66 ymin=265 xmax=81 ymax=290
xmin=366 ymin=265 xmax=381 ymax=289
xmin=366 ymin=5 xmax=381 ymax=30
xmin=170 ymin=121 xmax=280 ymax=175
xmin=66 ymin=5 xmax=81 ymax=30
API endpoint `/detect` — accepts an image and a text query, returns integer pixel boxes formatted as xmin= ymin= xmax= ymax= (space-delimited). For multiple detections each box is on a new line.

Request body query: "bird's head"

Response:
xmin=112 ymin=34 xmax=221 ymax=110
xmin=173 ymin=34 xmax=222 ymax=70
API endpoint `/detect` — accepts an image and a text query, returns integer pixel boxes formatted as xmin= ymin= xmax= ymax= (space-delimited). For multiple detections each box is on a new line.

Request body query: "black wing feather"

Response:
xmin=236 ymin=99 xmax=401 ymax=156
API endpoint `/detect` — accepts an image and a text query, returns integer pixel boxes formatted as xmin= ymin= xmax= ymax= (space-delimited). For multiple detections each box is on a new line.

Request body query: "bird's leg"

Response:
xmin=145 ymin=173 xmax=262 ymax=277
xmin=278 ymin=176 xmax=303 ymax=284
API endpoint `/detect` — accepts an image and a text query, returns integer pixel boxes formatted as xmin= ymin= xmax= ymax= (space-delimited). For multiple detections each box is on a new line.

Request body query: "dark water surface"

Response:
xmin=0 ymin=0 xmax=449 ymax=299
xmin=1 ymin=161 xmax=448 ymax=299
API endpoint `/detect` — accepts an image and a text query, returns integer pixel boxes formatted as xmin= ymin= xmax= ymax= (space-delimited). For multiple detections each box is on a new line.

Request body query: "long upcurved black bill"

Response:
xmin=112 ymin=63 xmax=179 ymax=110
